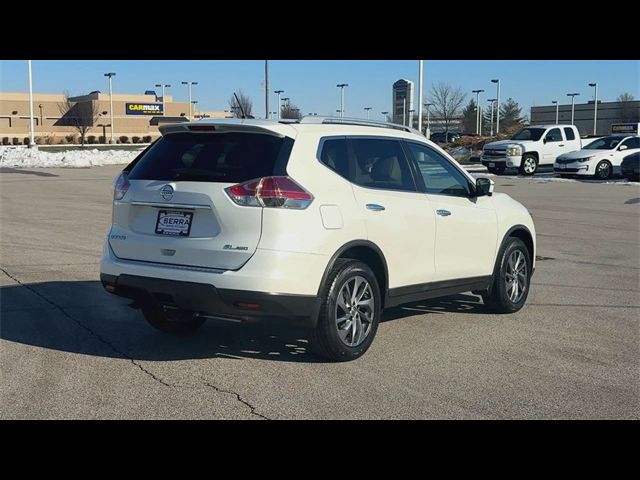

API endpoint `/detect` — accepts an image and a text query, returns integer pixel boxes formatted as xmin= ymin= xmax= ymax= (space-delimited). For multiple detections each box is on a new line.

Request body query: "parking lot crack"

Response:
xmin=203 ymin=381 xmax=270 ymax=420
xmin=0 ymin=266 xmax=173 ymax=388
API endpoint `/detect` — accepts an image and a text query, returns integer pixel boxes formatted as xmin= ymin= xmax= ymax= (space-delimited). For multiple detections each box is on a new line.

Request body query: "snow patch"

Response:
xmin=0 ymin=146 xmax=142 ymax=169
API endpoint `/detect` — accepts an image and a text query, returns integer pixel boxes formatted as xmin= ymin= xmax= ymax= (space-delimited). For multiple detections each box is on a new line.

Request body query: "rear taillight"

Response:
xmin=225 ymin=176 xmax=313 ymax=209
xmin=113 ymin=172 xmax=130 ymax=200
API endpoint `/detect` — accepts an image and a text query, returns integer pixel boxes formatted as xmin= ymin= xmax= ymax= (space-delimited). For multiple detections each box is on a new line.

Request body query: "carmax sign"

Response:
xmin=126 ymin=103 xmax=163 ymax=115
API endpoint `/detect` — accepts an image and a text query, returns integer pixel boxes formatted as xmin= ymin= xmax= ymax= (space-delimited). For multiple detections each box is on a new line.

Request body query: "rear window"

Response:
xmin=564 ymin=127 xmax=576 ymax=140
xmin=128 ymin=132 xmax=293 ymax=183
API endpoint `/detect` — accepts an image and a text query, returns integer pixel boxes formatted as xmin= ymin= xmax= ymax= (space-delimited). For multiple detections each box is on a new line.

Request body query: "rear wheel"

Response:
xmin=311 ymin=259 xmax=381 ymax=362
xmin=141 ymin=304 xmax=205 ymax=334
xmin=594 ymin=160 xmax=612 ymax=180
xmin=482 ymin=237 xmax=532 ymax=314
xmin=519 ymin=154 xmax=538 ymax=176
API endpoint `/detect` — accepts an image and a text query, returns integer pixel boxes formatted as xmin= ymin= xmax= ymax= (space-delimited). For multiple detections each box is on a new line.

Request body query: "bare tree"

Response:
xmin=281 ymin=102 xmax=302 ymax=120
xmin=57 ymin=91 xmax=100 ymax=145
xmin=228 ymin=91 xmax=253 ymax=118
xmin=427 ymin=82 xmax=467 ymax=134
xmin=617 ymin=92 xmax=635 ymax=102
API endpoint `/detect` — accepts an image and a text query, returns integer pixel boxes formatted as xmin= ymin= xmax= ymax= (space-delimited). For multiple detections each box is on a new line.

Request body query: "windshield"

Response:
xmin=510 ymin=128 xmax=546 ymax=141
xmin=584 ymin=136 xmax=624 ymax=150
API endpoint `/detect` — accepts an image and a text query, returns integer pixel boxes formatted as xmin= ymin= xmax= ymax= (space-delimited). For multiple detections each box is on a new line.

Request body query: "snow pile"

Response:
xmin=0 ymin=146 xmax=143 ymax=168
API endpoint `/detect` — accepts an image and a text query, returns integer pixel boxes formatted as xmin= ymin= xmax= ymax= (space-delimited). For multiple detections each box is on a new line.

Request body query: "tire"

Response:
xmin=487 ymin=166 xmax=505 ymax=175
xmin=141 ymin=304 xmax=205 ymax=334
xmin=518 ymin=154 xmax=538 ymax=176
xmin=311 ymin=259 xmax=382 ymax=362
xmin=482 ymin=237 xmax=532 ymax=314
xmin=594 ymin=160 xmax=612 ymax=180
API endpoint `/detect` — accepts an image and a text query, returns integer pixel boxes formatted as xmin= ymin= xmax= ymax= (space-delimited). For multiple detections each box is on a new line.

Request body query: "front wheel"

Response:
xmin=519 ymin=154 xmax=538 ymax=176
xmin=311 ymin=259 xmax=381 ymax=362
xmin=482 ymin=237 xmax=532 ymax=314
xmin=594 ymin=160 xmax=612 ymax=180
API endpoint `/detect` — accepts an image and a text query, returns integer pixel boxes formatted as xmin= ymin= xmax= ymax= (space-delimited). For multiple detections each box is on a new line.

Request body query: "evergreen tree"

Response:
xmin=499 ymin=98 xmax=526 ymax=132
xmin=461 ymin=99 xmax=477 ymax=134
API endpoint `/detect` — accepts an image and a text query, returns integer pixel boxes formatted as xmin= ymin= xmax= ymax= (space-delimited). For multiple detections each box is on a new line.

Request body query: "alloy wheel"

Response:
xmin=335 ymin=275 xmax=375 ymax=347
xmin=505 ymin=250 xmax=527 ymax=303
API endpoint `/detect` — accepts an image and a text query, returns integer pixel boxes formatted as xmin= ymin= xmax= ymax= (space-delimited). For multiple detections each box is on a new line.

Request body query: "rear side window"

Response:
xmin=319 ymin=138 xmax=350 ymax=179
xmin=128 ymin=132 xmax=293 ymax=182
xmin=349 ymin=138 xmax=416 ymax=192
xmin=564 ymin=127 xmax=576 ymax=140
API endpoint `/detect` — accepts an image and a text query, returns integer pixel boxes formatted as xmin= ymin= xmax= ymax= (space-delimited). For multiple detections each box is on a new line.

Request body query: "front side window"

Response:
xmin=348 ymin=138 xmax=416 ymax=192
xmin=545 ymin=128 xmax=563 ymax=142
xmin=405 ymin=142 xmax=472 ymax=197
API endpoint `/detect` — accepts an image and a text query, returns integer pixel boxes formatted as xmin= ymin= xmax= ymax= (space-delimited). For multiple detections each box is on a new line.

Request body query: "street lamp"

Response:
xmin=27 ymin=60 xmax=35 ymax=147
xmin=403 ymin=97 xmax=407 ymax=126
xmin=38 ymin=103 xmax=43 ymax=126
xmin=589 ymin=82 xmax=598 ymax=135
xmin=274 ymin=90 xmax=284 ymax=119
xmin=155 ymin=84 xmax=171 ymax=116
xmin=104 ymin=72 xmax=116 ymax=143
xmin=181 ymin=81 xmax=198 ymax=120
xmin=472 ymin=89 xmax=484 ymax=135
xmin=191 ymin=100 xmax=198 ymax=118
xmin=424 ymin=103 xmax=433 ymax=138
xmin=551 ymin=100 xmax=559 ymax=124
xmin=567 ymin=93 xmax=580 ymax=125
xmin=409 ymin=109 xmax=415 ymax=128
xmin=487 ymin=99 xmax=496 ymax=136
xmin=336 ymin=83 xmax=349 ymax=118
xmin=381 ymin=111 xmax=389 ymax=121
xmin=364 ymin=107 xmax=372 ymax=119
xmin=491 ymin=79 xmax=500 ymax=134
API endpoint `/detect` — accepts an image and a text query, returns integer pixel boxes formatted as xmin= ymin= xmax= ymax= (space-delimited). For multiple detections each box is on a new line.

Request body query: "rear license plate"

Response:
xmin=489 ymin=162 xmax=495 ymax=167
xmin=155 ymin=210 xmax=193 ymax=236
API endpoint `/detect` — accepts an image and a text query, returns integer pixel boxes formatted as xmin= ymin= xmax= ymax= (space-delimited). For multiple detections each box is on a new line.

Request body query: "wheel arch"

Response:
xmin=498 ymin=225 xmax=535 ymax=267
xmin=318 ymin=240 xmax=389 ymax=308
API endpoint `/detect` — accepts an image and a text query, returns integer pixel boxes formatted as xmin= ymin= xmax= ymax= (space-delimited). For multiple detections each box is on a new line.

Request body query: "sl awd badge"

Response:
xmin=223 ymin=244 xmax=249 ymax=251
xmin=160 ymin=184 xmax=174 ymax=200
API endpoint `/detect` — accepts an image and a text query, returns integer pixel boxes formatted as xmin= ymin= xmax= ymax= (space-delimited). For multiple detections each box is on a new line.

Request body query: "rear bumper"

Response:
xmin=101 ymin=273 xmax=321 ymax=328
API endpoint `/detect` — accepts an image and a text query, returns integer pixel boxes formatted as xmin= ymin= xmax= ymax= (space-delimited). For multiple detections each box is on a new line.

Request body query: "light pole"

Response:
xmin=491 ymin=79 xmax=500 ymax=135
xmin=274 ymin=90 xmax=284 ymax=119
xmin=418 ymin=59 xmax=424 ymax=134
xmin=381 ymin=111 xmax=389 ymax=121
xmin=589 ymin=82 xmax=598 ymax=135
xmin=191 ymin=100 xmax=198 ymax=118
xmin=28 ymin=60 xmax=35 ymax=147
xmin=181 ymin=81 xmax=198 ymax=120
xmin=265 ymin=60 xmax=269 ymax=120
xmin=336 ymin=83 xmax=348 ymax=118
xmin=409 ymin=109 xmax=415 ymax=129
xmin=104 ymin=72 xmax=116 ymax=144
xmin=472 ymin=89 xmax=484 ymax=135
xmin=424 ymin=103 xmax=433 ymax=139
xmin=364 ymin=107 xmax=372 ymax=119
xmin=487 ymin=99 xmax=496 ymax=136
xmin=551 ymin=100 xmax=559 ymax=124
xmin=403 ymin=97 xmax=407 ymax=126
xmin=155 ymin=84 xmax=170 ymax=116
xmin=38 ymin=104 xmax=43 ymax=127
xmin=567 ymin=93 xmax=580 ymax=125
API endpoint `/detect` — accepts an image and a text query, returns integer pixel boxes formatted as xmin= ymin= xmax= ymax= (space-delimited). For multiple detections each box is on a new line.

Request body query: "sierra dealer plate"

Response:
xmin=155 ymin=210 xmax=193 ymax=236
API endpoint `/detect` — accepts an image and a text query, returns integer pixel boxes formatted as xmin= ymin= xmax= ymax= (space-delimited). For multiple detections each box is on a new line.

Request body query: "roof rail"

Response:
xmin=300 ymin=116 xmax=422 ymax=135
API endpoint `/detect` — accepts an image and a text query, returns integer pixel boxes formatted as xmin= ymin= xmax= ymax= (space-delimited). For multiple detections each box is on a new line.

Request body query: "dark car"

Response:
xmin=430 ymin=131 xmax=461 ymax=144
xmin=621 ymin=152 xmax=640 ymax=181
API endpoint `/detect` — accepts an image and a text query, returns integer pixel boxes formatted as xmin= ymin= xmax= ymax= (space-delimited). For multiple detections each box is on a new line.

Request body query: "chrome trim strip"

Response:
xmin=130 ymin=201 xmax=211 ymax=210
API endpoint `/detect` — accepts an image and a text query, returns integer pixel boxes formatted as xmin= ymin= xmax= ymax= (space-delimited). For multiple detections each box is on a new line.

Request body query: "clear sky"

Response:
xmin=1 ymin=60 xmax=638 ymax=120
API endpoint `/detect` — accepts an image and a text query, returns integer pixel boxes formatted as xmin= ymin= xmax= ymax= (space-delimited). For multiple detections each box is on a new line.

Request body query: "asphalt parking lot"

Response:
xmin=1 ymin=165 xmax=639 ymax=419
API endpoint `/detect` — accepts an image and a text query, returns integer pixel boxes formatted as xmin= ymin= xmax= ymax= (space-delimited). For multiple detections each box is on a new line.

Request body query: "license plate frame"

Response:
xmin=155 ymin=210 xmax=194 ymax=237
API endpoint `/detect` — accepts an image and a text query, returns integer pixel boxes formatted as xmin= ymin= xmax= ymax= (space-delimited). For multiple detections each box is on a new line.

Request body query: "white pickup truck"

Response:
xmin=481 ymin=125 xmax=582 ymax=175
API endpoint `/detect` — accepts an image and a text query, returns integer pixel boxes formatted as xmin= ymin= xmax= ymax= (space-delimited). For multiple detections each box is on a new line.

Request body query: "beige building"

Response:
xmin=0 ymin=91 xmax=227 ymax=143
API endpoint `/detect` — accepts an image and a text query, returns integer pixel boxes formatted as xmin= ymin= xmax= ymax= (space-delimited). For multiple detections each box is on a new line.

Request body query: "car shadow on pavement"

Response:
xmin=1 ymin=280 xmax=484 ymax=363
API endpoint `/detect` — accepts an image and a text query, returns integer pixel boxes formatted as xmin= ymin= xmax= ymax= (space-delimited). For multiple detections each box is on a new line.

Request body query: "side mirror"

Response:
xmin=619 ymin=145 xmax=628 ymax=151
xmin=475 ymin=177 xmax=494 ymax=197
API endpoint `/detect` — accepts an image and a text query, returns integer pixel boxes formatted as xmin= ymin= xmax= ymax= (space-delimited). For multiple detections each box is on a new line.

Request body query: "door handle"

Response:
xmin=436 ymin=209 xmax=451 ymax=217
xmin=559 ymin=144 xmax=565 ymax=147
xmin=366 ymin=204 xmax=385 ymax=211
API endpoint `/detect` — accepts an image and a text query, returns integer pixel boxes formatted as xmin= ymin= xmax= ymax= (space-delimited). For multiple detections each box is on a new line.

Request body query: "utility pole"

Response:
xmin=27 ymin=60 xmax=35 ymax=147
xmin=104 ymin=72 xmax=116 ymax=143
xmin=337 ymin=83 xmax=348 ymax=118
xmin=265 ymin=60 xmax=269 ymax=120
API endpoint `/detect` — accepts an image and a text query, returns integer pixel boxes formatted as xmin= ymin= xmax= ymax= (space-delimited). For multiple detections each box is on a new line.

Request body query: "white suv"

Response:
xmin=100 ymin=117 xmax=536 ymax=361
